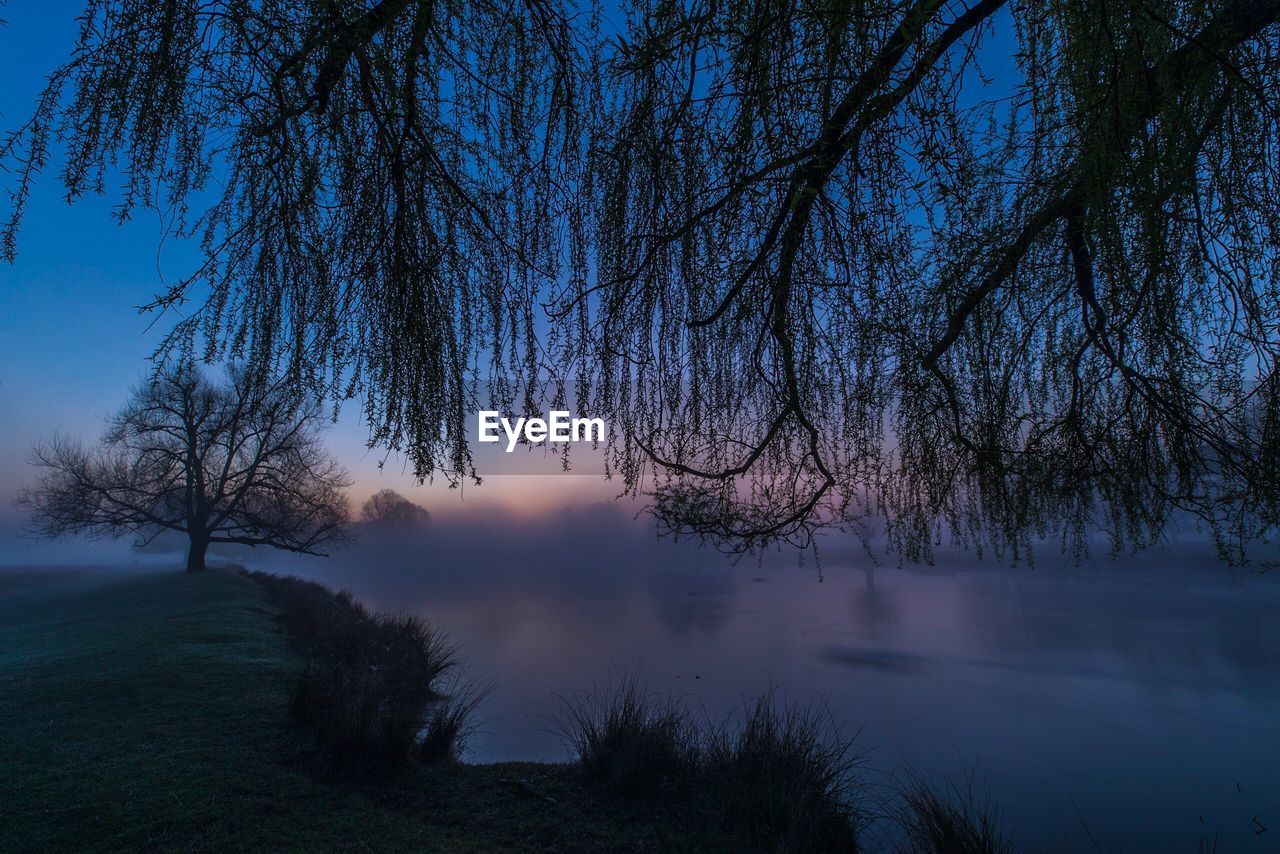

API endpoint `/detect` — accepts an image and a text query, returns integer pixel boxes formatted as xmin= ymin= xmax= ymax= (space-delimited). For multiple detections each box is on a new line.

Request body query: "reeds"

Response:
xmin=417 ymin=675 xmax=493 ymax=764
xmin=556 ymin=674 xmax=701 ymax=796
xmin=890 ymin=768 xmax=1014 ymax=854
xmin=707 ymin=690 xmax=864 ymax=852
xmin=558 ymin=678 xmax=863 ymax=851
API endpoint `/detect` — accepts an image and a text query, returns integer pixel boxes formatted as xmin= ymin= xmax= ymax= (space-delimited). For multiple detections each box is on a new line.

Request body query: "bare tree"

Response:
xmin=20 ymin=366 xmax=351 ymax=572
xmin=361 ymin=489 xmax=431 ymax=528
xmin=4 ymin=1 xmax=1279 ymax=564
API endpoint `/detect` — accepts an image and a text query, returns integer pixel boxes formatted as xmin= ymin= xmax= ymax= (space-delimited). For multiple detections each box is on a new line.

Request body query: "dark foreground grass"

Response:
xmin=0 ymin=569 xmax=740 ymax=852
xmin=558 ymin=680 xmax=864 ymax=852
xmin=706 ymin=692 xmax=864 ymax=852
xmin=558 ymin=675 xmax=702 ymax=798
xmin=890 ymin=770 xmax=1014 ymax=854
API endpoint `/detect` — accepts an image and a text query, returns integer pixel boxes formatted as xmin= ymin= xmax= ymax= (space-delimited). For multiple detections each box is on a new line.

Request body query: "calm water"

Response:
xmin=258 ymin=507 xmax=1278 ymax=851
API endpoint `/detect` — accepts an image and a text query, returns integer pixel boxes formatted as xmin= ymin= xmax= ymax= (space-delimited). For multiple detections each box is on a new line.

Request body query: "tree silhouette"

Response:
xmin=3 ymin=1 xmax=1278 ymax=563
xmin=20 ymin=366 xmax=351 ymax=572
xmin=362 ymin=489 xmax=431 ymax=528
xmin=1 ymin=0 xmax=588 ymax=488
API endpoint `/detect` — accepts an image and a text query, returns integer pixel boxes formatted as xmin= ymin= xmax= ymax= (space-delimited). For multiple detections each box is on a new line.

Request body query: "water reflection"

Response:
xmin=850 ymin=564 xmax=903 ymax=640
xmin=258 ymin=506 xmax=1280 ymax=851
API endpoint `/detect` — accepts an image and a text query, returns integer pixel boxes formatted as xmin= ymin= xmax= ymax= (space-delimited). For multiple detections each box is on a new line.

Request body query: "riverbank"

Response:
xmin=0 ymin=568 xmax=736 ymax=851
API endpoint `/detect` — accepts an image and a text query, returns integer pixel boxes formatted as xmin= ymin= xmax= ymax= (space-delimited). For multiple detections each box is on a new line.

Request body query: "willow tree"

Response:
xmin=568 ymin=0 xmax=1280 ymax=565
xmin=1 ymin=0 xmax=595 ymax=485
xmin=4 ymin=1 xmax=1279 ymax=565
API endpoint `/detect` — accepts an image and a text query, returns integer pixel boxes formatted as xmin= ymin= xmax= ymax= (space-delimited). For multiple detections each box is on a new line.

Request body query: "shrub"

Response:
xmin=246 ymin=571 xmax=474 ymax=773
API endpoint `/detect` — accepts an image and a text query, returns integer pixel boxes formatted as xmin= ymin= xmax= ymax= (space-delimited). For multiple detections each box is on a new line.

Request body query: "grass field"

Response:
xmin=0 ymin=568 xmax=723 ymax=852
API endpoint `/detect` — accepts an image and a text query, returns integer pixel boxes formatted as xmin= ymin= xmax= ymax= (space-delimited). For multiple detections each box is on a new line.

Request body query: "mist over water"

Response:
xmin=5 ymin=505 xmax=1278 ymax=849
xmin=228 ymin=505 xmax=1278 ymax=852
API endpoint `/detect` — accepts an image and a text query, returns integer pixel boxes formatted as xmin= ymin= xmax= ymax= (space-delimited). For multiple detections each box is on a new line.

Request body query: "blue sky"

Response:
xmin=0 ymin=2 xmax=628 ymax=529
xmin=0 ymin=2 xmax=1026 ymax=533
xmin=0 ymin=3 xmax=166 ymax=497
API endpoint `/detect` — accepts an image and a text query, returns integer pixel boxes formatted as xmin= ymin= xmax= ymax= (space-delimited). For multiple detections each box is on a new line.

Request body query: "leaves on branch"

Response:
xmin=3 ymin=0 xmax=1279 ymax=564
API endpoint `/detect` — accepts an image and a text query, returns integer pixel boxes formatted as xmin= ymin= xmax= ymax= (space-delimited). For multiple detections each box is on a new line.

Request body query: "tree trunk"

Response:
xmin=186 ymin=534 xmax=209 ymax=573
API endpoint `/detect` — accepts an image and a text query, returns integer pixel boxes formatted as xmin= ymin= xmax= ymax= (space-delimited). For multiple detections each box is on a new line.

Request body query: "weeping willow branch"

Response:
xmin=4 ymin=0 xmax=1280 ymax=564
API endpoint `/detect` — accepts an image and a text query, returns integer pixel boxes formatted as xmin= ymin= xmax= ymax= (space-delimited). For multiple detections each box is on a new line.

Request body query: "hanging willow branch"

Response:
xmin=4 ymin=0 xmax=1280 ymax=564
xmin=572 ymin=0 xmax=1280 ymax=564
xmin=2 ymin=0 xmax=596 ymax=485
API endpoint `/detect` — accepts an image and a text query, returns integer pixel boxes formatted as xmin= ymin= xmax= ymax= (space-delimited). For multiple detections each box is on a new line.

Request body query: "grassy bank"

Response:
xmin=0 ymin=569 xmax=729 ymax=851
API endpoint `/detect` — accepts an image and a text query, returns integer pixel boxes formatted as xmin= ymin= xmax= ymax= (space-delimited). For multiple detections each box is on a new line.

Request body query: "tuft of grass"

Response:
xmin=559 ymin=678 xmax=863 ymax=850
xmin=245 ymin=571 xmax=467 ymax=773
xmin=418 ymin=675 xmax=493 ymax=764
xmin=707 ymin=689 xmax=864 ymax=852
xmin=556 ymin=674 xmax=702 ymax=797
xmin=892 ymin=768 xmax=1015 ymax=854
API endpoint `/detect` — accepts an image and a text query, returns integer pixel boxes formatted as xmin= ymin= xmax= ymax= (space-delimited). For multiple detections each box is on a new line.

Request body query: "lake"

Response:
xmin=227 ymin=506 xmax=1280 ymax=849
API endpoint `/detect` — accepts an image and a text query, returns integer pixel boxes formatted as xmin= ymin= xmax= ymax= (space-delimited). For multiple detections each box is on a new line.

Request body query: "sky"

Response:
xmin=0 ymin=1 xmax=631 ymax=530
xmin=0 ymin=3 xmax=1034 ymax=552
